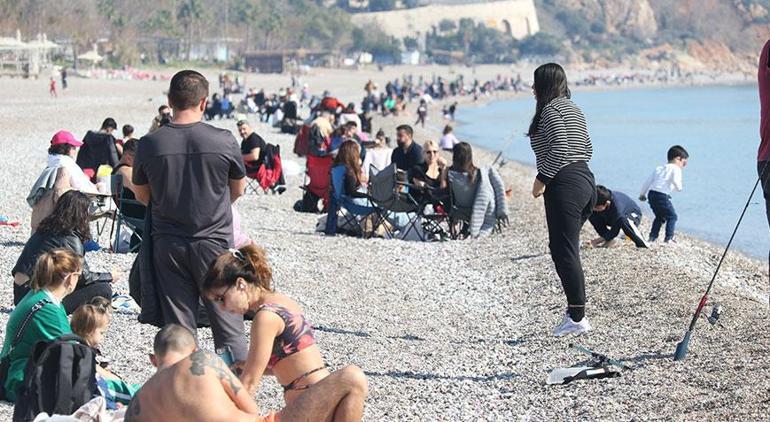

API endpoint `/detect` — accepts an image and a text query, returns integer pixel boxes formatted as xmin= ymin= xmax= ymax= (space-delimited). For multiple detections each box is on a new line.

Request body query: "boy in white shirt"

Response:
xmin=639 ymin=145 xmax=688 ymax=243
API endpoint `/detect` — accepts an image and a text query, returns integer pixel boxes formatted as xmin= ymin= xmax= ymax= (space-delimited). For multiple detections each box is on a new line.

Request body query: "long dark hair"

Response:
xmin=527 ymin=63 xmax=571 ymax=137
xmin=37 ymin=190 xmax=92 ymax=241
xmin=451 ymin=142 xmax=477 ymax=183
xmin=334 ymin=140 xmax=362 ymax=186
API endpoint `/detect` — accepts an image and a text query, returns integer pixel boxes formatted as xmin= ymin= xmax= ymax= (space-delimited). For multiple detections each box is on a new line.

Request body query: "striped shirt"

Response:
xmin=529 ymin=96 xmax=592 ymax=183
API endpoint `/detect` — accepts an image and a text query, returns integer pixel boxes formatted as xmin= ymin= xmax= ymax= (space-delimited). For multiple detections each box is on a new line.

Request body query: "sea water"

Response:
xmin=455 ymin=84 xmax=769 ymax=259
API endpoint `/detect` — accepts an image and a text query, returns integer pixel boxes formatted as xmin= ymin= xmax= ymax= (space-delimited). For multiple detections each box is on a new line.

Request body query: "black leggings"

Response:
xmin=14 ymin=281 xmax=112 ymax=315
xmin=543 ymin=162 xmax=596 ymax=311
xmin=758 ymin=161 xmax=770 ymax=276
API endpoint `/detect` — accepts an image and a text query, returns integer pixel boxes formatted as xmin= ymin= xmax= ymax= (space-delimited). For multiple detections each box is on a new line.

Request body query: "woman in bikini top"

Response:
xmin=203 ymin=245 xmax=330 ymax=404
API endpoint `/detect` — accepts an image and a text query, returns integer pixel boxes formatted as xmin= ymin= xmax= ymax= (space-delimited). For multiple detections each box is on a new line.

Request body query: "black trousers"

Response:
xmin=152 ymin=235 xmax=248 ymax=361
xmin=14 ymin=281 xmax=112 ymax=315
xmin=543 ymin=162 xmax=596 ymax=308
xmin=758 ymin=161 xmax=770 ymax=275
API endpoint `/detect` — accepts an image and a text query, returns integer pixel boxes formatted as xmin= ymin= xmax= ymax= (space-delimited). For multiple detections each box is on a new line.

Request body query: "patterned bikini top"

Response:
xmin=257 ymin=303 xmax=316 ymax=369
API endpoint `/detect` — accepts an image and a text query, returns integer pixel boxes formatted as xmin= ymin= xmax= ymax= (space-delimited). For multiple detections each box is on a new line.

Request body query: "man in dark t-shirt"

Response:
xmin=391 ymin=124 xmax=424 ymax=175
xmin=133 ymin=70 xmax=248 ymax=361
xmin=237 ymin=120 xmax=266 ymax=174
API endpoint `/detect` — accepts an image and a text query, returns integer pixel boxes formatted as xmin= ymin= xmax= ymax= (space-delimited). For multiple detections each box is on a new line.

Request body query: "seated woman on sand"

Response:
xmin=439 ymin=125 xmax=460 ymax=152
xmin=441 ymin=142 xmax=509 ymax=238
xmin=1 ymin=249 xmax=81 ymax=403
xmin=411 ymin=140 xmax=447 ymax=205
xmin=335 ymin=140 xmax=369 ymax=206
xmin=362 ymin=129 xmax=392 ymax=172
xmin=203 ymin=245 xmax=333 ymax=405
xmin=12 ymin=190 xmax=116 ymax=313
xmin=28 ymin=130 xmax=99 ymax=232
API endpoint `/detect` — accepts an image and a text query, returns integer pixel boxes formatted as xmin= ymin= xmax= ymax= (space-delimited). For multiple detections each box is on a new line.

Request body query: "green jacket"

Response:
xmin=1 ymin=289 xmax=71 ymax=402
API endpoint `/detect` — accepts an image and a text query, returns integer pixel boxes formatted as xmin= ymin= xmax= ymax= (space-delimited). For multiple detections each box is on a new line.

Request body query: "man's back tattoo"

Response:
xmin=189 ymin=349 xmax=241 ymax=395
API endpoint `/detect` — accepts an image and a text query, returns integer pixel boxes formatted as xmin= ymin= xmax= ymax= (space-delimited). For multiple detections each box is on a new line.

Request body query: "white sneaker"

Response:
xmin=553 ymin=313 xmax=592 ymax=337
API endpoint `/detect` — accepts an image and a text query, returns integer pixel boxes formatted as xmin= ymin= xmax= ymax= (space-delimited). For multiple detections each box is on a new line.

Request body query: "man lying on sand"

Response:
xmin=125 ymin=324 xmax=368 ymax=422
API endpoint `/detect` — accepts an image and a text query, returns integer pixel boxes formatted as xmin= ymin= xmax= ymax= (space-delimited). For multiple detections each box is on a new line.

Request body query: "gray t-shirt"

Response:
xmin=133 ymin=121 xmax=245 ymax=243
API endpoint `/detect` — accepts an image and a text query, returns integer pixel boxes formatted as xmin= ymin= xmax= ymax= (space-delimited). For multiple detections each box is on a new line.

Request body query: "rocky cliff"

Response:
xmin=536 ymin=0 xmax=770 ymax=71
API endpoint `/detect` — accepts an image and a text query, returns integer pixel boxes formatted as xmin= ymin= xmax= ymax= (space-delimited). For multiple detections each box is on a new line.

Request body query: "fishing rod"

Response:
xmin=673 ymin=173 xmax=764 ymax=361
xmin=491 ymin=134 xmax=518 ymax=167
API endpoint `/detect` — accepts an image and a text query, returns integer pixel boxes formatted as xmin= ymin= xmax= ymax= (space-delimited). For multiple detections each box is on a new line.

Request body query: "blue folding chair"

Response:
xmin=325 ymin=165 xmax=379 ymax=237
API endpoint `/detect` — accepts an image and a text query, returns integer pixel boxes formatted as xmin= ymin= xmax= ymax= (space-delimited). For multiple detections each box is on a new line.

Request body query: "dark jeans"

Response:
xmin=14 ymin=281 xmax=112 ymax=315
xmin=758 ymin=161 xmax=770 ymax=227
xmin=152 ymin=235 xmax=248 ymax=361
xmin=758 ymin=161 xmax=770 ymax=276
xmin=648 ymin=190 xmax=677 ymax=241
xmin=543 ymin=162 xmax=596 ymax=310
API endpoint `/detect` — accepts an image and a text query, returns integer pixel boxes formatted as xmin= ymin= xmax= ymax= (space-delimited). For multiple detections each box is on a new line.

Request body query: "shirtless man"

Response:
xmin=126 ymin=324 xmax=367 ymax=422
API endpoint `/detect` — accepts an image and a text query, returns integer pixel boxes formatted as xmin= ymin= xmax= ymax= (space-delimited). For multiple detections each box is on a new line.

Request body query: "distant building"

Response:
xmin=242 ymin=50 xmax=336 ymax=74
xmin=243 ymin=52 xmax=286 ymax=74
xmin=350 ymin=0 xmax=539 ymax=40
xmin=401 ymin=50 xmax=420 ymax=65
xmin=189 ymin=37 xmax=242 ymax=62
xmin=0 ymin=31 xmax=59 ymax=78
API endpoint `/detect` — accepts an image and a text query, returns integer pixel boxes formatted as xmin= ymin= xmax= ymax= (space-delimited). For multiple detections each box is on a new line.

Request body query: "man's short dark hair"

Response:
xmin=344 ymin=121 xmax=358 ymax=130
xmin=158 ymin=105 xmax=170 ymax=114
xmin=168 ymin=70 xmax=209 ymax=110
xmin=101 ymin=118 xmax=117 ymax=131
xmin=595 ymin=185 xmax=612 ymax=207
xmin=396 ymin=124 xmax=413 ymax=137
xmin=236 ymin=120 xmax=249 ymax=128
xmin=667 ymin=145 xmax=689 ymax=161
xmin=123 ymin=138 xmax=138 ymax=156
xmin=122 ymin=124 xmax=134 ymax=138
xmin=153 ymin=324 xmax=196 ymax=358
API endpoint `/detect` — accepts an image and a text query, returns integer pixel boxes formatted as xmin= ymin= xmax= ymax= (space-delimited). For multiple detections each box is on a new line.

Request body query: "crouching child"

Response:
xmin=589 ymin=185 xmax=649 ymax=248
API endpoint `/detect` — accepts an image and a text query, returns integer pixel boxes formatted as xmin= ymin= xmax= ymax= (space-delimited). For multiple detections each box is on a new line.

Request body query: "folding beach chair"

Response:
xmin=368 ymin=164 xmax=424 ymax=241
xmin=300 ymin=154 xmax=333 ymax=212
xmin=246 ymin=144 xmax=284 ymax=194
xmin=86 ymin=192 xmax=116 ymax=243
xmin=416 ymin=186 xmax=450 ymax=241
xmin=110 ymin=174 xmax=146 ymax=253
xmin=326 ymin=165 xmax=379 ymax=237
xmin=447 ymin=170 xmax=480 ymax=240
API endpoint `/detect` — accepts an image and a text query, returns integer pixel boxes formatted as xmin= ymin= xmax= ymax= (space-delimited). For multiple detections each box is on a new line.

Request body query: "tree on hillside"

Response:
xmin=178 ymin=0 xmax=205 ymax=61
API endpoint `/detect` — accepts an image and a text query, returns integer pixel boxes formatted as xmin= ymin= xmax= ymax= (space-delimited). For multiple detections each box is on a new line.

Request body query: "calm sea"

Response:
xmin=455 ymin=84 xmax=769 ymax=259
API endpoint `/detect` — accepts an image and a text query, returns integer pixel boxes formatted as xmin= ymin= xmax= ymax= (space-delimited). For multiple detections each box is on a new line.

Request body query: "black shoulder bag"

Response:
xmin=0 ymin=299 xmax=51 ymax=401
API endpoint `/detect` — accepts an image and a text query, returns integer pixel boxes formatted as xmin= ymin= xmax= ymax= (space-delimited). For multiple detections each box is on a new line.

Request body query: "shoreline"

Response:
xmin=434 ymin=83 xmax=766 ymax=263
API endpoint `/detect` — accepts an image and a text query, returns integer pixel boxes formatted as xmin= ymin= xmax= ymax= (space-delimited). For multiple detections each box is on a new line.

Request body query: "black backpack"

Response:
xmin=13 ymin=334 xmax=98 ymax=422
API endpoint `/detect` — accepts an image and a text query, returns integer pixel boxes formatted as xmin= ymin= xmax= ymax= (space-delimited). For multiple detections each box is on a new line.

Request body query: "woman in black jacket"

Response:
xmin=528 ymin=63 xmax=596 ymax=337
xmin=12 ymin=190 xmax=115 ymax=314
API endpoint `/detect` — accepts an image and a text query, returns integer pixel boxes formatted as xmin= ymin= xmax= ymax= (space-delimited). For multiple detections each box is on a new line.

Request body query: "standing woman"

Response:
xmin=528 ymin=63 xmax=596 ymax=336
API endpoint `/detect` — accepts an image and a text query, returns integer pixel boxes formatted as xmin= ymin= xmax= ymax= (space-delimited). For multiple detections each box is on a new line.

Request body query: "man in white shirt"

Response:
xmin=639 ymin=145 xmax=689 ymax=243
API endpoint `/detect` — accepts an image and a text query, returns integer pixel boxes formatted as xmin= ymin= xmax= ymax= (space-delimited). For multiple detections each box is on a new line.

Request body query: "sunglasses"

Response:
xmin=426 ymin=150 xmax=438 ymax=155
xmin=213 ymin=283 xmax=235 ymax=305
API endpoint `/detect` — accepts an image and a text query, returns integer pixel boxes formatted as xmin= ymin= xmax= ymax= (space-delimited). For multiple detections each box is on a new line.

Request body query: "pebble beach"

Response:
xmin=0 ymin=66 xmax=768 ymax=420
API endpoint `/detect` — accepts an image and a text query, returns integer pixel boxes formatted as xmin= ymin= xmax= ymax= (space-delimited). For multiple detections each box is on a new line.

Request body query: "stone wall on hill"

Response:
xmin=351 ymin=0 xmax=539 ymax=40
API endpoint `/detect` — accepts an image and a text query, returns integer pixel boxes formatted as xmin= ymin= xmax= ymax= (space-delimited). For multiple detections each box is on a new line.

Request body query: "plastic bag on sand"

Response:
xmin=33 ymin=396 xmax=126 ymax=421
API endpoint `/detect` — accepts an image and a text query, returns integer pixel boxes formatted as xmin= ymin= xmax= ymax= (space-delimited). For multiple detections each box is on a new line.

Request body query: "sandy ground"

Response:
xmin=0 ymin=66 xmax=768 ymax=420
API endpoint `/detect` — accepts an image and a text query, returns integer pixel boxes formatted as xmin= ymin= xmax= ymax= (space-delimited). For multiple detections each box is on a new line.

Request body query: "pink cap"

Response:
xmin=50 ymin=130 xmax=83 ymax=147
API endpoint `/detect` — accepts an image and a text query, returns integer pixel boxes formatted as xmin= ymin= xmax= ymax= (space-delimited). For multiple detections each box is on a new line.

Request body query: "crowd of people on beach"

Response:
xmin=4 ymin=70 xmax=371 ymax=420
xmin=5 ymin=35 xmax=770 ymax=419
